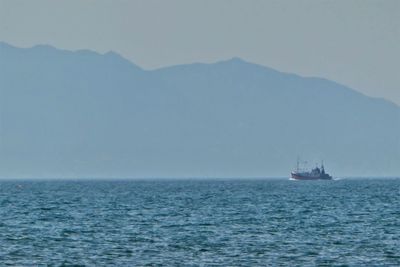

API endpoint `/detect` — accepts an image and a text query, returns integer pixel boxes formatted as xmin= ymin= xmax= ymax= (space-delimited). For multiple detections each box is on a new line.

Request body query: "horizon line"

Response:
xmin=0 ymin=176 xmax=399 ymax=181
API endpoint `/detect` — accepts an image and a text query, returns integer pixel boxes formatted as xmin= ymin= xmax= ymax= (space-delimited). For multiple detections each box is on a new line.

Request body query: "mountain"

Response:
xmin=1 ymin=42 xmax=399 ymax=178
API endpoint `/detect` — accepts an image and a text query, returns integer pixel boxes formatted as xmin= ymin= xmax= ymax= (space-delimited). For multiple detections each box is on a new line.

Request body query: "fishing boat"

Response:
xmin=291 ymin=158 xmax=333 ymax=180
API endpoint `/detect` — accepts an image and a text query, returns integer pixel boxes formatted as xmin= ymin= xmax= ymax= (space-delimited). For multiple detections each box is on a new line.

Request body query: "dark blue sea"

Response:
xmin=0 ymin=178 xmax=399 ymax=266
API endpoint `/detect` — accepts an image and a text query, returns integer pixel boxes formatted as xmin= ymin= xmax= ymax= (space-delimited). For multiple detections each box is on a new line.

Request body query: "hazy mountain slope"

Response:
xmin=1 ymin=43 xmax=399 ymax=177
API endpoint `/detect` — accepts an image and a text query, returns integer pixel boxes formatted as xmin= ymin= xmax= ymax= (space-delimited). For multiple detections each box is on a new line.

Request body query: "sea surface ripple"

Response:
xmin=0 ymin=178 xmax=399 ymax=266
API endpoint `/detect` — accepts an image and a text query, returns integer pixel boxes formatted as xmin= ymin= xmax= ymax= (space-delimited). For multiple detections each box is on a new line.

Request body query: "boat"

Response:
xmin=291 ymin=158 xmax=333 ymax=180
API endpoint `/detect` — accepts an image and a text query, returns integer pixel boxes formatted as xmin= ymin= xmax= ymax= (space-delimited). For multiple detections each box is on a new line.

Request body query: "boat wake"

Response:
xmin=333 ymin=177 xmax=345 ymax=181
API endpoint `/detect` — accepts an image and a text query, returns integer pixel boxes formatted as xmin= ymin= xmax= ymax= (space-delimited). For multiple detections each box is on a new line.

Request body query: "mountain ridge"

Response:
xmin=1 ymin=41 xmax=398 ymax=107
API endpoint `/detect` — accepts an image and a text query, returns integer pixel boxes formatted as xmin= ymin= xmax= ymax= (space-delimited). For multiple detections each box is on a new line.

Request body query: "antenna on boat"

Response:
xmin=296 ymin=156 xmax=300 ymax=172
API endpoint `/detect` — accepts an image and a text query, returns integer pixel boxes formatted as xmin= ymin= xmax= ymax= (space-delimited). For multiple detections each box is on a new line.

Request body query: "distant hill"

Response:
xmin=1 ymin=42 xmax=399 ymax=178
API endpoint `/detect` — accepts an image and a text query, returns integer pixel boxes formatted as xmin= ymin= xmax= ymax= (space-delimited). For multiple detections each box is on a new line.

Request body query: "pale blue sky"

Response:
xmin=1 ymin=0 xmax=399 ymax=104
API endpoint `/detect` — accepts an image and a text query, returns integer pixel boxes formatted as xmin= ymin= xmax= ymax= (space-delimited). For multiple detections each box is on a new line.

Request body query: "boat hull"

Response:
xmin=291 ymin=172 xmax=333 ymax=180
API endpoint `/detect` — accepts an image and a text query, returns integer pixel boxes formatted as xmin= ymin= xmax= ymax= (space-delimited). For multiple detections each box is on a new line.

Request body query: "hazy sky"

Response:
xmin=1 ymin=0 xmax=399 ymax=105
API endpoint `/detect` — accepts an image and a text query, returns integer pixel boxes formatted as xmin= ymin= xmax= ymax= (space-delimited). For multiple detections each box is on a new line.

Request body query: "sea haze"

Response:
xmin=0 ymin=178 xmax=399 ymax=266
xmin=1 ymin=42 xmax=399 ymax=178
